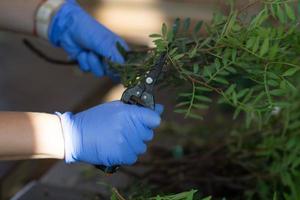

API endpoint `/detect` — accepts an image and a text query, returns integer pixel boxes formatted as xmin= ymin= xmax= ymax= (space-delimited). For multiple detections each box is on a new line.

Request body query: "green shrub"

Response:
xmin=111 ymin=0 xmax=300 ymax=199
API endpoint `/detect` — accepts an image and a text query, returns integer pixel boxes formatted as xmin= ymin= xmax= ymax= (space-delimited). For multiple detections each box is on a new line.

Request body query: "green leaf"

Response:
xmin=280 ymin=80 xmax=287 ymax=89
xmin=223 ymin=11 xmax=237 ymax=36
xmin=186 ymin=191 xmax=194 ymax=200
xmin=277 ymin=25 xmax=285 ymax=37
xmin=253 ymin=92 xmax=265 ymax=104
xmin=173 ymin=53 xmax=185 ymax=60
xmin=270 ymin=89 xmax=286 ymax=96
xmin=167 ymin=30 xmax=174 ymax=42
xmin=232 ymin=24 xmax=241 ymax=31
xmin=153 ymin=38 xmax=163 ymax=43
xmin=183 ymin=18 xmax=191 ymax=31
xmin=149 ymin=34 xmax=161 ymax=38
xmin=215 ymin=59 xmax=221 ymax=69
xmin=162 ymin=23 xmax=167 ymax=37
xmin=179 ymin=93 xmax=192 ymax=97
xmin=194 ymin=21 xmax=203 ymax=34
xmin=267 ymin=71 xmax=280 ymax=80
xmin=193 ymin=64 xmax=199 ymax=73
xmin=196 ymin=86 xmax=212 ymax=92
xmin=269 ymin=43 xmax=279 ymax=59
xmin=169 ymin=47 xmax=178 ymax=56
xmin=291 ymin=158 xmax=300 ymax=169
xmin=267 ymin=79 xmax=279 ymax=87
xmin=281 ymin=172 xmax=294 ymax=187
xmin=232 ymin=91 xmax=238 ymax=105
xmin=203 ymin=66 xmax=213 ymax=77
xmin=286 ymin=80 xmax=297 ymax=91
xmin=194 ymin=95 xmax=212 ymax=102
xmin=174 ymin=109 xmax=188 ymax=114
xmin=222 ymin=48 xmax=231 ymax=65
xmin=245 ymin=111 xmax=253 ymax=128
xmin=246 ymin=37 xmax=256 ymax=49
xmin=199 ymin=37 xmax=212 ymax=48
xmin=270 ymin=4 xmax=276 ymax=18
xmin=173 ymin=18 xmax=180 ymax=34
xmin=218 ymin=70 xmax=230 ymax=76
xmin=237 ymin=88 xmax=250 ymax=99
xmin=214 ymin=77 xmax=229 ymax=85
xmin=259 ymin=38 xmax=269 ymax=57
xmin=231 ymin=48 xmax=237 ymax=62
xmin=250 ymin=9 xmax=267 ymax=27
xmin=110 ymin=192 xmax=117 ymax=200
xmin=282 ymin=68 xmax=299 ymax=76
xmin=233 ymin=107 xmax=242 ymax=119
xmin=155 ymin=195 xmax=161 ymax=200
xmin=242 ymin=89 xmax=254 ymax=103
xmin=226 ymin=66 xmax=237 ymax=73
xmin=274 ymin=101 xmax=290 ymax=108
xmin=277 ymin=4 xmax=286 ymax=23
xmin=175 ymin=102 xmax=190 ymax=107
xmin=225 ymin=84 xmax=236 ymax=95
xmin=298 ymin=0 xmax=300 ymax=19
xmin=284 ymin=3 xmax=296 ymax=21
xmin=192 ymin=103 xmax=209 ymax=109
xmin=187 ymin=112 xmax=203 ymax=120
xmin=252 ymin=37 xmax=260 ymax=53
xmin=189 ymin=48 xmax=197 ymax=58
xmin=153 ymin=39 xmax=167 ymax=51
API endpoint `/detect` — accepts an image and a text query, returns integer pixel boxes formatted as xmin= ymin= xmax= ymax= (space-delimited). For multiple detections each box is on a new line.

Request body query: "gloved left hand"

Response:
xmin=48 ymin=0 xmax=129 ymax=79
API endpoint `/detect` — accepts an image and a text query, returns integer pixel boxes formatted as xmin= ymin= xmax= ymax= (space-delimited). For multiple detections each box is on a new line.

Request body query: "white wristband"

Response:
xmin=35 ymin=0 xmax=65 ymax=40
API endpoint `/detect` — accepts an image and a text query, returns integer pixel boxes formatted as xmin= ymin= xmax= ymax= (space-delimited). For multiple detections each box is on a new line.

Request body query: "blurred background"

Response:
xmin=0 ymin=0 xmax=249 ymax=199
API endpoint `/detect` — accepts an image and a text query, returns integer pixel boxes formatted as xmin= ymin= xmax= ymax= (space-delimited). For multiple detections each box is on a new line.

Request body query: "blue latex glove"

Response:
xmin=49 ymin=0 xmax=128 ymax=79
xmin=56 ymin=101 xmax=163 ymax=166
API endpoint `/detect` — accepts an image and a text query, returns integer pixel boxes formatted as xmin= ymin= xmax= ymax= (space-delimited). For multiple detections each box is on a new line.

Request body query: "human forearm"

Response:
xmin=0 ymin=0 xmax=129 ymax=79
xmin=0 ymin=112 xmax=64 ymax=160
xmin=0 ymin=0 xmax=44 ymax=35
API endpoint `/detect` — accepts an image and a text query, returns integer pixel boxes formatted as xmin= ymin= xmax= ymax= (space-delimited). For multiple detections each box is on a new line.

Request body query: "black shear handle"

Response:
xmin=94 ymin=164 xmax=119 ymax=174
xmin=95 ymin=53 xmax=166 ymax=174
xmin=94 ymin=90 xmax=152 ymax=174
xmin=94 ymin=93 xmax=143 ymax=174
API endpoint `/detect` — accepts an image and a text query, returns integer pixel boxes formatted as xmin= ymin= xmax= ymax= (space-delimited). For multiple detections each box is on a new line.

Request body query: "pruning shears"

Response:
xmin=95 ymin=53 xmax=167 ymax=174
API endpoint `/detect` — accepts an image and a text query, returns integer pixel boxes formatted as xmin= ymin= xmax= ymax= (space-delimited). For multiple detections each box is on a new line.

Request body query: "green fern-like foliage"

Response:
xmin=111 ymin=0 xmax=300 ymax=199
xmin=115 ymin=0 xmax=300 ymax=126
xmin=110 ymin=188 xmax=204 ymax=200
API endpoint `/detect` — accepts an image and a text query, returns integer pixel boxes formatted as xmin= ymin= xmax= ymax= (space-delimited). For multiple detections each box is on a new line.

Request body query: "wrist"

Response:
xmin=55 ymin=111 xmax=77 ymax=163
xmin=29 ymin=113 xmax=65 ymax=159
xmin=35 ymin=0 xmax=65 ymax=40
xmin=47 ymin=0 xmax=81 ymax=46
xmin=44 ymin=114 xmax=65 ymax=159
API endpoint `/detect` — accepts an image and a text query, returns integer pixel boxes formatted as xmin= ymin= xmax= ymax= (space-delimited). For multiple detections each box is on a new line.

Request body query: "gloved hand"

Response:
xmin=56 ymin=101 xmax=163 ymax=166
xmin=49 ymin=0 xmax=128 ymax=79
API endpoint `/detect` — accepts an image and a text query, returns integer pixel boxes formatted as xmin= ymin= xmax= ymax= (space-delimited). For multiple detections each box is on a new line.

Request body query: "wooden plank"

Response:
xmin=0 ymin=161 xmax=18 ymax=179
xmin=0 ymin=160 xmax=57 ymax=200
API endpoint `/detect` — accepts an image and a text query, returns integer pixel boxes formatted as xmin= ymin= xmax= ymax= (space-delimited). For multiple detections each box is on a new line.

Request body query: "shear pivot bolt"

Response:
xmin=146 ymin=77 xmax=153 ymax=84
xmin=143 ymin=95 xmax=147 ymax=99
xmin=136 ymin=91 xmax=140 ymax=95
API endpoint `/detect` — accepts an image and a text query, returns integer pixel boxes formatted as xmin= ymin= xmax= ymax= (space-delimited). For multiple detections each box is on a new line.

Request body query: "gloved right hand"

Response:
xmin=56 ymin=101 xmax=163 ymax=166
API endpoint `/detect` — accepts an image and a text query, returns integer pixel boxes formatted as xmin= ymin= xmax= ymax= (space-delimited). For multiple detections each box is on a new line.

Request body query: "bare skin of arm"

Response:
xmin=0 ymin=0 xmax=43 ymax=35
xmin=0 ymin=112 xmax=64 ymax=160
xmin=0 ymin=1 xmax=66 ymax=160
xmin=0 ymin=1 xmax=65 ymax=159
